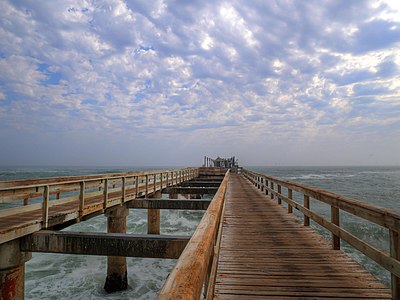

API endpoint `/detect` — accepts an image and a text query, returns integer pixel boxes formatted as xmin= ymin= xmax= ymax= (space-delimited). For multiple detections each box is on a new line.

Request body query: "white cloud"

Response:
xmin=0 ymin=0 xmax=399 ymax=165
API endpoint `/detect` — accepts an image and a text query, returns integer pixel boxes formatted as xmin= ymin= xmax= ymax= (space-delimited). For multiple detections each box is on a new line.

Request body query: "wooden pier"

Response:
xmin=1 ymin=162 xmax=399 ymax=299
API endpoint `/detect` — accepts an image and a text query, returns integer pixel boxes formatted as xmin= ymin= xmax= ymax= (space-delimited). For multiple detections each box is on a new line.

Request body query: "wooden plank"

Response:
xmin=242 ymin=169 xmax=400 ymax=232
xmin=20 ymin=230 xmax=190 ymax=259
xmin=213 ymin=174 xmax=392 ymax=299
xmin=157 ymin=171 xmax=229 ymax=299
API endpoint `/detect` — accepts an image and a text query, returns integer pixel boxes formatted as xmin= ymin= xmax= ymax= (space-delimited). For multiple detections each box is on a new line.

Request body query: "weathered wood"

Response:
xmin=126 ymin=199 xmax=211 ymax=210
xmin=214 ymin=174 xmax=391 ymax=299
xmin=0 ymin=168 xmax=198 ymax=245
xmin=390 ymin=229 xmax=400 ymax=299
xmin=164 ymin=187 xmax=219 ymax=195
xmin=20 ymin=231 xmax=190 ymax=259
xmin=79 ymin=181 xmax=85 ymax=217
xmin=42 ymin=186 xmax=50 ymax=229
xmin=272 ymin=190 xmax=400 ymax=279
xmin=242 ymin=169 xmax=400 ymax=233
xmin=304 ymin=195 xmax=310 ymax=226
xmin=158 ymin=171 xmax=228 ymax=299
xmin=148 ymin=191 xmax=161 ymax=234
xmin=179 ymin=181 xmax=221 ymax=187
xmin=287 ymin=188 xmax=293 ymax=213
xmin=331 ymin=205 xmax=340 ymax=250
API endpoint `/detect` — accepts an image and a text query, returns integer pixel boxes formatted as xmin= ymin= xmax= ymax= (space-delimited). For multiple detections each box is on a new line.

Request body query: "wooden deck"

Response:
xmin=213 ymin=174 xmax=391 ymax=299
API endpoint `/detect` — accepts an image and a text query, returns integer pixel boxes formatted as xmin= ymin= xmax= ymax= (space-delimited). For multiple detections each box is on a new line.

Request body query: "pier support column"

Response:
xmin=0 ymin=240 xmax=31 ymax=300
xmin=148 ymin=190 xmax=162 ymax=234
xmin=104 ymin=205 xmax=129 ymax=293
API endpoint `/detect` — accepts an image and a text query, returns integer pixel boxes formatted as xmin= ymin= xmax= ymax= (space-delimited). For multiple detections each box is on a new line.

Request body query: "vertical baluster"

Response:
xmin=79 ymin=181 xmax=85 ymax=217
xmin=42 ymin=186 xmax=50 ymax=228
xmin=154 ymin=174 xmax=157 ymax=194
xmin=145 ymin=175 xmax=149 ymax=198
xmin=270 ymin=182 xmax=274 ymax=200
xmin=121 ymin=177 xmax=126 ymax=204
xmin=331 ymin=206 xmax=340 ymax=250
xmin=277 ymin=184 xmax=282 ymax=205
xmin=135 ymin=176 xmax=139 ymax=198
xmin=103 ymin=179 xmax=109 ymax=209
xmin=288 ymin=188 xmax=293 ymax=213
xmin=390 ymin=229 xmax=399 ymax=300
xmin=304 ymin=195 xmax=310 ymax=226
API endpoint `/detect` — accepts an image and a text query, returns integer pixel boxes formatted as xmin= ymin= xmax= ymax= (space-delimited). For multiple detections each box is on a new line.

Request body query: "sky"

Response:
xmin=0 ymin=0 xmax=400 ymax=167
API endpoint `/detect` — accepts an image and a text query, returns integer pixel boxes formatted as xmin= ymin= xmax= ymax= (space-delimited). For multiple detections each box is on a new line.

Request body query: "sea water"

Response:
xmin=0 ymin=166 xmax=399 ymax=299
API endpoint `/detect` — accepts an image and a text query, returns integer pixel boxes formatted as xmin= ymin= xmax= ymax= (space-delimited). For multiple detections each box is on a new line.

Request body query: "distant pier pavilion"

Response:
xmin=0 ymin=157 xmax=399 ymax=299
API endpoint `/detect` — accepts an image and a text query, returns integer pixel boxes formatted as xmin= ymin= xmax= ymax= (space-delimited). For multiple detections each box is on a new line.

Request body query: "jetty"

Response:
xmin=0 ymin=156 xmax=399 ymax=299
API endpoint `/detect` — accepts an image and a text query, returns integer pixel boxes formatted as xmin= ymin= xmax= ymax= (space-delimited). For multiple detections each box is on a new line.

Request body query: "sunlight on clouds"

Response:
xmin=201 ymin=35 xmax=214 ymax=50
xmin=219 ymin=3 xmax=258 ymax=47
xmin=0 ymin=0 xmax=399 ymax=165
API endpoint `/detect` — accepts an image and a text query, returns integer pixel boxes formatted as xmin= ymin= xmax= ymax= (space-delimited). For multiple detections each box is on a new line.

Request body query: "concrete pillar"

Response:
xmin=104 ymin=205 xmax=129 ymax=293
xmin=0 ymin=240 xmax=31 ymax=300
xmin=148 ymin=190 xmax=162 ymax=234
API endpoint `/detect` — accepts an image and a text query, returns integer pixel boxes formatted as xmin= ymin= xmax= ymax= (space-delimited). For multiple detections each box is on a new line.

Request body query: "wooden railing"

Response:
xmin=0 ymin=168 xmax=199 ymax=244
xmin=242 ymin=168 xmax=400 ymax=299
xmin=157 ymin=170 xmax=229 ymax=299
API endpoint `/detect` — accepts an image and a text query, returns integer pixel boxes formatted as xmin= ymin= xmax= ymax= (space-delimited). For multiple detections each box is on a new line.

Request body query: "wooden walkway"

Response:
xmin=213 ymin=174 xmax=391 ymax=299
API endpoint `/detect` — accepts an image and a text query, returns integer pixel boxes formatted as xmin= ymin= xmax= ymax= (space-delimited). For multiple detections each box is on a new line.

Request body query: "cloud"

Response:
xmin=0 ymin=0 xmax=399 ymax=166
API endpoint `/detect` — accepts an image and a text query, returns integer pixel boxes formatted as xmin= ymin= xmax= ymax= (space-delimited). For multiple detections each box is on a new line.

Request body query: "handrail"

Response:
xmin=0 ymin=168 xmax=200 ymax=245
xmin=241 ymin=168 xmax=400 ymax=299
xmin=157 ymin=170 xmax=229 ymax=300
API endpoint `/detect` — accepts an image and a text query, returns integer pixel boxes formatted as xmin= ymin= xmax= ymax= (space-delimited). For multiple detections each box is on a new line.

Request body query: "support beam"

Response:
xmin=0 ymin=240 xmax=31 ymax=300
xmin=105 ymin=205 xmax=128 ymax=293
xmin=179 ymin=181 xmax=221 ymax=187
xmin=164 ymin=187 xmax=218 ymax=195
xmin=126 ymin=199 xmax=211 ymax=210
xmin=20 ymin=231 xmax=190 ymax=259
xmin=148 ymin=190 xmax=161 ymax=234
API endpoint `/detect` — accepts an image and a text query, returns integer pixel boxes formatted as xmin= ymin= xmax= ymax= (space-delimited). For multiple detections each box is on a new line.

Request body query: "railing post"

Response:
xmin=288 ymin=188 xmax=293 ymax=213
xmin=135 ymin=176 xmax=139 ymax=198
xmin=79 ymin=181 xmax=85 ymax=218
xmin=43 ymin=185 xmax=50 ymax=228
xmin=277 ymin=184 xmax=282 ymax=205
xmin=153 ymin=174 xmax=157 ymax=194
xmin=145 ymin=175 xmax=149 ymax=198
xmin=103 ymin=179 xmax=108 ymax=209
xmin=331 ymin=206 xmax=340 ymax=250
xmin=270 ymin=182 xmax=274 ymax=200
xmin=121 ymin=177 xmax=126 ymax=204
xmin=304 ymin=195 xmax=310 ymax=226
xmin=390 ymin=229 xmax=400 ymax=300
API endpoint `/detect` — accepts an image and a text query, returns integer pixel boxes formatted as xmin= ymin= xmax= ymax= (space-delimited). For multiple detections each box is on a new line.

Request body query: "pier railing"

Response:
xmin=242 ymin=168 xmax=400 ymax=299
xmin=158 ymin=170 xmax=229 ymax=299
xmin=0 ymin=168 xmax=199 ymax=244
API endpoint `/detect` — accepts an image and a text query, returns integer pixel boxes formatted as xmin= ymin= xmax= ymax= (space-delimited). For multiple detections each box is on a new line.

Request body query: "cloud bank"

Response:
xmin=0 ymin=0 xmax=399 ymax=166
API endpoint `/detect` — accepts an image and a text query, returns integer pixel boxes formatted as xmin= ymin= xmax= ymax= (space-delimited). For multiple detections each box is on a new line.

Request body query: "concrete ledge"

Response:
xmin=21 ymin=231 xmax=190 ymax=259
xmin=126 ymin=199 xmax=211 ymax=210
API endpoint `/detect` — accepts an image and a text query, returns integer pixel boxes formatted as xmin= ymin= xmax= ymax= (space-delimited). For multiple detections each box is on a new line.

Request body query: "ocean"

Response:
xmin=0 ymin=166 xmax=399 ymax=299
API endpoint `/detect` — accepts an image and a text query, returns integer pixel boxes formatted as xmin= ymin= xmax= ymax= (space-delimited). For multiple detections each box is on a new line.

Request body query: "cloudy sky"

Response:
xmin=0 ymin=0 xmax=400 ymax=167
